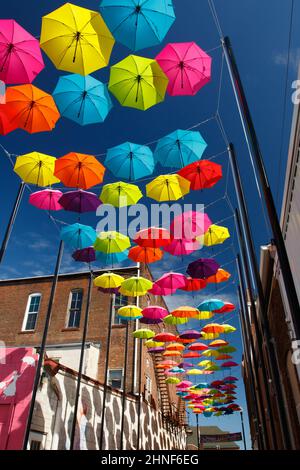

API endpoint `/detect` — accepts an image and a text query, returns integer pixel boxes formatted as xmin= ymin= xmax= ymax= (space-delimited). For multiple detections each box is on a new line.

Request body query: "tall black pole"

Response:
xmin=70 ymin=270 xmax=93 ymax=450
xmin=136 ymin=338 xmax=143 ymax=450
xmin=196 ymin=414 xmax=200 ymax=451
xmin=240 ymin=411 xmax=247 ymax=450
xmin=0 ymin=181 xmax=25 ymax=264
xmin=223 ymin=37 xmax=300 ymax=338
xmin=23 ymin=240 xmax=64 ymax=450
xmin=99 ymin=295 xmax=114 ymax=450
xmin=120 ymin=321 xmax=129 ymax=450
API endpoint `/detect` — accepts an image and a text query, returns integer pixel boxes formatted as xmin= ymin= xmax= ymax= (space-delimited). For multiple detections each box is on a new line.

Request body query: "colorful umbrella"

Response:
xmin=60 ymin=223 xmax=97 ymax=250
xmin=132 ymin=328 xmax=155 ymax=339
xmin=147 ymin=347 xmax=165 ymax=353
xmin=142 ymin=306 xmax=168 ymax=320
xmin=134 ymin=227 xmax=171 ymax=248
xmin=176 ymin=380 xmax=193 ymax=389
xmin=94 ymin=231 xmax=131 ymax=253
xmin=223 ymin=376 xmax=238 ymax=382
xmin=164 ymin=238 xmax=200 ymax=257
xmin=188 ymin=343 xmax=208 ymax=351
xmin=203 ymin=225 xmax=230 ymax=247
xmin=201 ymin=332 xmax=220 ymax=340
xmin=193 ymin=311 xmax=214 ymax=321
xmin=221 ymin=361 xmax=238 ymax=368
xmin=179 ymin=277 xmax=207 ymax=292
xmin=165 ymin=377 xmax=181 ymax=385
xmin=154 ymin=129 xmax=207 ymax=169
xmin=222 ymin=324 xmax=237 ymax=334
xmin=54 ymin=152 xmax=105 ymax=190
xmin=166 ymin=343 xmax=185 ymax=352
xmin=214 ymin=302 xmax=235 ymax=313
xmin=109 ymin=55 xmax=168 ymax=110
xmin=201 ymin=349 xmax=220 ymax=358
xmin=117 ymin=305 xmax=142 ymax=319
xmin=155 ymin=272 xmax=187 ymax=292
xmin=171 ymin=306 xmax=200 ymax=318
xmin=0 ymin=108 xmax=17 ymax=135
xmin=3 ymin=85 xmax=60 ymax=133
xmin=40 ymin=3 xmax=115 ymax=75
xmin=0 ymin=19 xmax=44 ymax=84
xmin=170 ymin=211 xmax=212 ymax=239
xmin=155 ymin=42 xmax=212 ymax=96
xmin=153 ymin=332 xmax=177 ymax=343
xmin=128 ymin=246 xmax=163 ymax=264
xmin=14 ymin=152 xmax=60 ymax=186
xmin=96 ymin=250 xmax=129 ymax=265
xmin=29 ymin=189 xmax=63 ymax=211
xmin=187 ymin=258 xmax=220 ymax=279
xmin=164 ymin=315 xmax=188 ymax=326
xmin=93 ymin=272 xmax=124 ymax=289
xmin=198 ymin=299 xmax=224 ymax=312
xmin=216 ymin=354 xmax=233 ymax=361
xmin=59 ymin=189 xmax=101 ymax=213
xmin=207 ymin=268 xmax=231 ymax=284
xmin=99 ymin=181 xmax=143 ymax=207
xmin=209 ymin=339 xmax=229 ymax=348
xmin=146 ymin=174 xmax=190 ymax=201
xmin=180 ymin=330 xmax=202 ymax=340
xmin=202 ymin=323 xmax=225 ymax=335
xmin=163 ymin=350 xmax=181 ymax=357
xmin=104 ymin=142 xmax=154 ymax=181
xmin=53 ymin=74 xmax=112 ymax=125
xmin=145 ymin=340 xmax=164 ymax=348
xmin=99 ymin=0 xmax=175 ymax=51
xmin=119 ymin=276 xmax=152 ymax=296
xmin=186 ymin=369 xmax=204 ymax=376
xmin=140 ymin=317 xmax=163 ymax=325
xmin=148 ymin=283 xmax=176 ymax=296
xmin=178 ymin=160 xmax=222 ymax=190
xmin=72 ymin=247 xmax=97 ymax=263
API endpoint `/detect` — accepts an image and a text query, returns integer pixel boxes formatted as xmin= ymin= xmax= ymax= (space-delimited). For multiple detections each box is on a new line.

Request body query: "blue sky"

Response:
xmin=0 ymin=0 xmax=299 ymax=449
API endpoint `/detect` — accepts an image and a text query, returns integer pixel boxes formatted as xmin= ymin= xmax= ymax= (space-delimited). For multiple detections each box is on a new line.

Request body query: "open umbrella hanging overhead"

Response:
xmin=203 ymin=224 xmax=230 ymax=247
xmin=14 ymin=152 xmax=60 ymax=187
xmin=96 ymin=250 xmax=129 ymax=266
xmin=54 ymin=152 xmax=105 ymax=190
xmin=134 ymin=227 xmax=171 ymax=248
xmin=119 ymin=276 xmax=152 ymax=296
xmin=146 ymin=174 xmax=190 ymax=201
xmin=40 ymin=3 xmax=115 ymax=75
xmin=187 ymin=258 xmax=220 ymax=279
xmin=59 ymin=189 xmax=101 ymax=213
xmin=94 ymin=231 xmax=131 ymax=253
xmin=29 ymin=189 xmax=63 ymax=211
xmin=104 ymin=142 xmax=154 ymax=181
xmin=170 ymin=210 xmax=212 ymax=239
xmin=99 ymin=181 xmax=143 ymax=207
xmin=72 ymin=247 xmax=97 ymax=263
xmin=0 ymin=109 xmax=18 ymax=135
xmin=60 ymin=223 xmax=97 ymax=250
xmin=128 ymin=246 xmax=163 ymax=264
xmin=178 ymin=160 xmax=222 ymax=191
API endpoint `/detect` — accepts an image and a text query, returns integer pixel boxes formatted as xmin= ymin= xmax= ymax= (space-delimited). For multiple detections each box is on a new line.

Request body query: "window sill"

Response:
xmin=61 ymin=327 xmax=80 ymax=332
xmin=18 ymin=330 xmax=35 ymax=335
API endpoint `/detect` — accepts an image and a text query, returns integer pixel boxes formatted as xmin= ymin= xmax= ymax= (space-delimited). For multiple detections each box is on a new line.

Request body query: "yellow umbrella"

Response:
xmin=93 ymin=272 xmax=124 ymax=289
xmin=202 ymin=323 xmax=225 ymax=334
xmin=201 ymin=332 xmax=220 ymax=340
xmin=132 ymin=328 xmax=155 ymax=339
xmin=100 ymin=182 xmax=143 ymax=207
xmin=40 ymin=3 xmax=115 ymax=75
xmin=171 ymin=306 xmax=200 ymax=318
xmin=192 ymin=311 xmax=214 ymax=321
xmin=202 ymin=224 xmax=230 ymax=247
xmin=201 ymin=349 xmax=220 ymax=358
xmin=146 ymin=174 xmax=190 ymax=201
xmin=119 ymin=276 xmax=153 ymax=297
xmin=198 ymin=360 xmax=215 ymax=367
xmin=145 ymin=339 xmax=164 ymax=348
xmin=186 ymin=369 xmax=203 ymax=375
xmin=117 ymin=305 xmax=142 ymax=319
xmin=14 ymin=152 xmax=60 ymax=186
xmin=222 ymin=324 xmax=237 ymax=334
xmin=109 ymin=55 xmax=168 ymax=111
xmin=164 ymin=315 xmax=189 ymax=326
xmin=94 ymin=231 xmax=131 ymax=253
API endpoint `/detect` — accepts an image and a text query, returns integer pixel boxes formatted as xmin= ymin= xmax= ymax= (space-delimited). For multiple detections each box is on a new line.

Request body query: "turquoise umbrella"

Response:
xmin=104 ymin=142 xmax=155 ymax=181
xmin=99 ymin=0 xmax=176 ymax=51
xmin=198 ymin=299 xmax=225 ymax=312
xmin=96 ymin=250 xmax=129 ymax=265
xmin=53 ymin=74 xmax=112 ymax=125
xmin=60 ymin=223 xmax=97 ymax=250
xmin=154 ymin=129 xmax=207 ymax=169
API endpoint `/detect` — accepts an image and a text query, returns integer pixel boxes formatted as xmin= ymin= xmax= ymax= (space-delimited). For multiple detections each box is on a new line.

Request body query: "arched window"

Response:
xmin=22 ymin=293 xmax=42 ymax=331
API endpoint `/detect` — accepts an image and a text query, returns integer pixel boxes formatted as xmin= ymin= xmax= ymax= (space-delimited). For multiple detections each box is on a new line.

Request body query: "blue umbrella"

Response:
xmin=154 ymin=129 xmax=207 ymax=169
xmin=99 ymin=0 xmax=176 ymax=51
xmin=104 ymin=142 xmax=154 ymax=180
xmin=60 ymin=223 xmax=97 ymax=250
xmin=96 ymin=249 xmax=129 ymax=265
xmin=197 ymin=299 xmax=225 ymax=312
xmin=53 ymin=74 xmax=112 ymax=125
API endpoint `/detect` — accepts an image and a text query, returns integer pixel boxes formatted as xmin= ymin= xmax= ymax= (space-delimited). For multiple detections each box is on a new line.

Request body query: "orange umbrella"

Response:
xmin=171 ymin=306 xmax=200 ymax=318
xmin=176 ymin=336 xmax=196 ymax=344
xmin=163 ymin=350 xmax=182 ymax=357
xmin=216 ymin=354 xmax=233 ymax=360
xmin=201 ymin=323 xmax=225 ymax=335
xmin=166 ymin=343 xmax=185 ymax=352
xmin=207 ymin=268 xmax=231 ymax=284
xmin=128 ymin=246 xmax=163 ymax=264
xmin=3 ymin=84 xmax=60 ymax=133
xmin=54 ymin=152 xmax=105 ymax=189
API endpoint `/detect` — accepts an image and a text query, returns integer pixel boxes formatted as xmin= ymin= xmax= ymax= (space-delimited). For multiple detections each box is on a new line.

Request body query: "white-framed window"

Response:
xmin=66 ymin=289 xmax=83 ymax=328
xmin=145 ymin=375 xmax=152 ymax=402
xmin=28 ymin=431 xmax=46 ymax=450
xmin=22 ymin=293 xmax=42 ymax=331
xmin=112 ymin=293 xmax=128 ymax=325
xmin=108 ymin=368 xmax=124 ymax=389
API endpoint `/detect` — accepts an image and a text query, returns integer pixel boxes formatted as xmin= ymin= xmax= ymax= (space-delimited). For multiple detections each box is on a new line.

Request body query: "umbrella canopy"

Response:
xmin=96 ymin=250 xmax=129 ymax=265
xmin=140 ymin=317 xmax=163 ymax=325
xmin=118 ymin=305 xmax=142 ymax=319
xmin=201 ymin=332 xmax=220 ymax=340
xmin=29 ymin=189 xmax=63 ymax=211
xmin=166 ymin=343 xmax=185 ymax=352
xmin=54 ymin=152 xmax=105 ymax=190
xmin=216 ymin=354 xmax=233 ymax=361
xmin=0 ymin=108 xmax=18 ymax=135
xmin=179 ymin=277 xmax=207 ymax=292
xmin=221 ymin=361 xmax=239 ymax=368
xmin=99 ymin=0 xmax=175 ymax=51
xmin=105 ymin=142 xmax=154 ymax=181
xmin=72 ymin=247 xmax=97 ymax=263
xmin=14 ymin=152 xmax=60 ymax=186
xmin=156 ymin=42 xmax=212 ymax=96
xmin=163 ymin=350 xmax=181 ymax=357
xmin=3 ymin=85 xmax=60 ymax=133
xmin=198 ymin=299 xmax=224 ymax=312
xmin=146 ymin=174 xmax=190 ymax=201
xmin=186 ymin=369 xmax=204 ymax=376
xmin=94 ymin=231 xmax=131 ymax=253
xmin=134 ymin=227 xmax=171 ymax=248
xmin=223 ymin=376 xmax=238 ymax=382
xmin=171 ymin=306 xmax=200 ymax=318
xmin=194 ymin=311 xmax=214 ymax=321
xmin=201 ymin=349 xmax=220 ymax=358
xmin=170 ymin=211 xmax=212 ymax=239
xmin=153 ymin=332 xmax=177 ymax=343
xmin=187 ymin=258 xmax=220 ymax=279
xmin=222 ymin=324 xmax=236 ymax=334
xmin=209 ymin=339 xmax=229 ymax=348
xmin=109 ymin=55 xmax=168 ymax=110
xmin=202 ymin=323 xmax=225 ymax=335
xmin=164 ymin=315 xmax=188 ymax=326
xmin=165 ymin=377 xmax=181 ymax=385
xmin=148 ymin=283 xmax=176 ymax=296
xmin=0 ymin=19 xmax=44 ymax=84
xmin=93 ymin=272 xmax=124 ymax=289
xmin=178 ymin=160 xmax=222 ymax=191
xmin=154 ymin=129 xmax=207 ymax=169
xmin=203 ymin=225 xmax=230 ymax=247
xmin=155 ymin=272 xmax=187 ymax=292
xmin=59 ymin=189 xmax=101 ymax=213
xmin=188 ymin=342 xmax=208 ymax=351
xmin=214 ymin=302 xmax=236 ymax=313
xmin=142 ymin=306 xmax=168 ymax=320
xmin=60 ymin=223 xmax=97 ymax=250
xmin=132 ymin=328 xmax=155 ymax=339
xmin=128 ymin=246 xmax=163 ymax=264
xmin=145 ymin=340 xmax=164 ymax=348
xmin=100 ymin=181 xmax=143 ymax=207
xmin=119 ymin=276 xmax=152 ymax=296
xmin=164 ymin=238 xmax=200 ymax=257
xmin=53 ymin=74 xmax=112 ymax=125
xmin=207 ymin=268 xmax=231 ymax=284
xmin=180 ymin=329 xmax=202 ymax=340
xmin=40 ymin=3 xmax=115 ymax=75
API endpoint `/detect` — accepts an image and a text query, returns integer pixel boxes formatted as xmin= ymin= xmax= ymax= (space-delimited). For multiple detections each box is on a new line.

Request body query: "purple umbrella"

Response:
xmin=178 ymin=361 xmax=194 ymax=369
xmin=179 ymin=329 xmax=202 ymax=340
xmin=97 ymin=287 xmax=120 ymax=294
xmin=147 ymin=347 xmax=165 ymax=353
xmin=187 ymin=258 xmax=220 ymax=279
xmin=59 ymin=189 xmax=101 ymax=213
xmin=72 ymin=247 xmax=97 ymax=263
xmin=140 ymin=317 xmax=163 ymax=325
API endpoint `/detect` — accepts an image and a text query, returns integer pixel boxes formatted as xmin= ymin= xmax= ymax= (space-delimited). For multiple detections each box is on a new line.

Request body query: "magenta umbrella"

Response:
xmin=156 ymin=42 xmax=212 ymax=96
xmin=29 ymin=189 xmax=63 ymax=211
xmin=170 ymin=211 xmax=212 ymax=240
xmin=142 ymin=306 xmax=168 ymax=319
xmin=59 ymin=189 xmax=101 ymax=213
xmin=164 ymin=237 xmax=200 ymax=257
xmin=147 ymin=347 xmax=165 ymax=353
xmin=155 ymin=272 xmax=188 ymax=292
xmin=72 ymin=247 xmax=97 ymax=263
xmin=179 ymin=330 xmax=202 ymax=340
xmin=176 ymin=380 xmax=193 ymax=389
xmin=148 ymin=283 xmax=177 ymax=296
xmin=221 ymin=361 xmax=239 ymax=368
xmin=0 ymin=19 xmax=44 ymax=84
xmin=187 ymin=258 xmax=220 ymax=279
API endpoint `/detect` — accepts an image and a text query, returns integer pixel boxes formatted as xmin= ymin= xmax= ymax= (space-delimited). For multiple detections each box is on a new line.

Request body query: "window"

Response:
xmin=112 ymin=293 xmax=128 ymax=325
xmin=145 ymin=375 xmax=152 ymax=402
xmin=108 ymin=369 xmax=123 ymax=389
xmin=67 ymin=289 xmax=83 ymax=328
xmin=30 ymin=440 xmax=41 ymax=450
xmin=22 ymin=293 xmax=41 ymax=331
xmin=28 ymin=431 xmax=45 ymax=450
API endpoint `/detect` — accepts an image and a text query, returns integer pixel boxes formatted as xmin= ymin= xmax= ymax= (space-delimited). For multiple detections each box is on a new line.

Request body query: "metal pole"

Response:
xmin=0 ymin=181 xmax=25 ymax=264
xmin=136 ymin=338 xmax=143 ymax=450
xmin=132 ymin=263 xmax=140 ymax=393
xmin=99 ymin=294 xmax=114 ymax=450
xmin=120 ymin=321 xmax=129 ymax=450
xmin=196 ymin=414 xmax=200 ymax=451
xmin=70 ymin=270 xmax=93 ymax=450
xmin=223 ymin=37 xmax=300 ymax=338
xmin=23 ymin=240 xmax=64 ymax=450
xmin=240 ymin=411 xmax=247 ymax=450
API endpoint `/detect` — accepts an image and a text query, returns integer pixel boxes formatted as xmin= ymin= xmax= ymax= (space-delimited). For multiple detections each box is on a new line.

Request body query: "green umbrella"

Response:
xmin=132 ymin=328 xmax=155 ymax=339
xmin=100 ymin=181 xmax=143 ymax=207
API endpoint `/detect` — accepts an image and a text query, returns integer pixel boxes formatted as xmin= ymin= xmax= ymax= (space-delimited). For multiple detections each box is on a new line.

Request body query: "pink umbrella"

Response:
xmin=29 ymin=189 xmax=63 ymax=211
xmin=170 ymin=211 xmax=212 ymax=240
xmin=176 ymin=380 xmax=193 ymax=389
xmin=164 ymin=237 xmax=201 ymax=257
xmin=0 ymin=19 xmax=44 ymax=84
xmin=142 ymin=306 xmax=168 ymax=320
xmin=221 ymin=361 xmax=239 ymax=368
xmin=156 ymin=42 xmax=212 ymax=96
xmin=155 ymin=272 xmax=188 ymax=292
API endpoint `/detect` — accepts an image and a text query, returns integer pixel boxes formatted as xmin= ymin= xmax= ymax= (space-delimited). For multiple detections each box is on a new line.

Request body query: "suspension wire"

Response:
xmin=207 ymin=0 xmax=224 ymax=40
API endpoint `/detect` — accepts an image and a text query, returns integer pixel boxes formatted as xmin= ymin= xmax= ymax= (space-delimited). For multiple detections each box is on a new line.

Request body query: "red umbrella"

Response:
xmin=188 ymin=342 xmax=208 ymax=351
xmin=178 ymin=160 xmax=222 ymax=190
xmin=182 ymin=351 xmax=201 ymax=359
xmin=134 ymin=227 xmax=171 ymax=248
xmin=0 ymin=108 xmax=18 ymax=135
xmin=214 ymin=302 xmax=236 ymax=313
xmin=179 ymin=277 xmax=207 ymax=292
xmin=153 ymin=332 xmax=177 ymax=343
